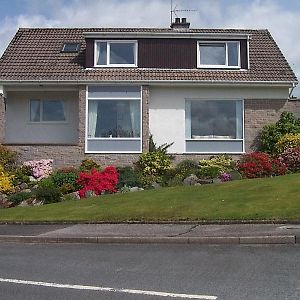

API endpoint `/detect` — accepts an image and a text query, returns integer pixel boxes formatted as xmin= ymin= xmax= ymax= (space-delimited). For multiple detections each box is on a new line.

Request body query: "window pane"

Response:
xmin=110 ymin=43 xmax=135 ymax=64
xmin=96 ymin=42 xmax=107 ymax=65
xmin=42 ymin=101 xmax=66 ymax=121
xmin=187 ymin=100 xmax=242 ymax=139
xmin=89 ymin=100 xmax=140 ymax=138
xmin=200 ymin=44 xmax=225 ymax=65
xmin=30 ymin=100 xmax=40 ymax=122
xmin=228 ymin=42 xmax=239 ymax=66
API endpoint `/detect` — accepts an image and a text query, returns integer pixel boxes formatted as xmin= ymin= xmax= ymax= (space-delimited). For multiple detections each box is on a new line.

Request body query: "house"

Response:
xmin=0 ymin=18 xmax=298 ymax=167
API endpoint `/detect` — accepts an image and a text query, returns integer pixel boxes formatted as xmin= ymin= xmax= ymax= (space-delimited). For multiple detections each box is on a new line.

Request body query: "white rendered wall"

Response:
xmin=5 ymin=91 xmax=79 ymax=144
xmin=149 ymin=86 xmax=289 ymax=153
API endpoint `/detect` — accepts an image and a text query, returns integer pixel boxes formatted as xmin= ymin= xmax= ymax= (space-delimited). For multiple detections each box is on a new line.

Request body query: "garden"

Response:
xmin=1 ymin=111 xmax=300 ymax=221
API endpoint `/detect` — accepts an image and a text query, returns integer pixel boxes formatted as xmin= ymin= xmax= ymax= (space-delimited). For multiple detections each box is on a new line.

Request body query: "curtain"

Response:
xmin=235 ymin=101 xmax=243 ymax=139
xmin=185 ymin=100 xmax=191 ymax=139
xmin=88 ymin=100 xmax=98 ymax=138
xmin=129 ymin=101 xmax=140 ymax=137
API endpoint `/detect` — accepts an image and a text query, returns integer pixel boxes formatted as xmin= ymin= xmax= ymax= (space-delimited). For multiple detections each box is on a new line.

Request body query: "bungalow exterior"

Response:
xmin=0 ymin=19 xmax=298 ymax=167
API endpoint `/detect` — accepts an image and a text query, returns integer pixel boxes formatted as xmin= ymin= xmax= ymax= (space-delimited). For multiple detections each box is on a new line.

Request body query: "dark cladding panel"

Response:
xmin=138 ymin=38 xmax=197 ymax=69
xmin=240 ymin=39 xmax=248 ymax=69
xmin=85 ymin=39 xmax=94 ymax=68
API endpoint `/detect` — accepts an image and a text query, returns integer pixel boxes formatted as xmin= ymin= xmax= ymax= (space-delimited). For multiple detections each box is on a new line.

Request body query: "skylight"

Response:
xmin=61 ymin=43 xmax=80 ymax=53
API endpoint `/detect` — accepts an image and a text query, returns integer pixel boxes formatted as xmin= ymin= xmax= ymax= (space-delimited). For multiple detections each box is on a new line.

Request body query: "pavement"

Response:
xmin=0 ymin=223 xmax=300 ymax=244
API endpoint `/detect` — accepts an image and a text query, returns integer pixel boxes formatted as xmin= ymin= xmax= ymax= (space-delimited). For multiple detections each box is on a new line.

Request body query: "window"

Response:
xmin=94 ymin=41 xmax=137 ymax=67
xmin=86 ymin=86 xmax=141 ymax=153
xmin=185 ymin=100 xmax=244 ymax=153
xmin=197 ymin=41 xmax=240 ymax=68
xmin=61 ymin=43 xmax=80 ymax=52
xmin=30 ymin=100 xmax=66 ymax=122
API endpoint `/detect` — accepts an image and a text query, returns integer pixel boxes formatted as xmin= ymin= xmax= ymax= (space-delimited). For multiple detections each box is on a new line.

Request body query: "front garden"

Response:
xmin=1 ymin=111 xmax=300 ymax=221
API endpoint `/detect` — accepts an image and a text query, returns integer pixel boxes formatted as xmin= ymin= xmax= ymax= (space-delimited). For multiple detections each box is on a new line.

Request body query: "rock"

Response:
xmin=213 ymin=178 xmax=222 ymax=184
xmin=32 ymin=199 xmax=43 ymax=206
xmin=18 ymin=200 xmax=29 ymax=207
xmin=14 ymin=186 xmax=21 ymax=193
xmin=67 ymin=191 xmax=80 ymax=200
xmin=0 ymin=198 xmax=14 ymax=208
xmin=29 ymin=176 xmax=37 ymax=182
xmin=22 ymin=189 xmax=32 ymax=193
xmin=195 ymin=183 xmax=201 ymax=186
xmin=0 ymin=193 xmax=8 ymax=201
xmin=85 ymin=190 xmax=96 ymax=198
xmin=151 ymin=182 xmax=161 ymax=189
xmin=129 ymin=187 xmax=140 ymax=192
xmin=19 ymin=182 xmax=28 ymax=190
xmin=183 ymin=174 xmax=199 ymax=186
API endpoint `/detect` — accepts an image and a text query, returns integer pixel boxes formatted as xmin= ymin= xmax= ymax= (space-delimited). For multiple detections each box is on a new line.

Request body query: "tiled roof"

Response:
xmin=0 ymin=27 xmax=297 ymax=83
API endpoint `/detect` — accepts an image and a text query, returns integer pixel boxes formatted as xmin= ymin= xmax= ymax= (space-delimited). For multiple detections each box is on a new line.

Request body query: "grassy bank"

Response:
xmin=1 ymin=174 xmax=300 ymax=222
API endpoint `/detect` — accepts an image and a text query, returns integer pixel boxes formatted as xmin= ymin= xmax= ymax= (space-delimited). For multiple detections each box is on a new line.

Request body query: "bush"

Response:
xmin=116 ymin=166 xmax=141 ymax=189
xmin=174 ymin=160 xmax=199 ymax=179
xmin=198 ymin=155 xmax=235 ymax=179
xmin=8 ymin=191 xmax=33 ymax=206
xmin=23 ymin=159 xmax=53 ymax=180
xmin=79 ymin=159 xmax=101 ymax=172
xmin=135 ymin=151 xmax=171 ymax=187
xmin=51 ymin=169 xmax=79 ymax=193
xmin=77 ymin=166 xmax=119 ymax=198
xmin=279 ymin=147 xmax=300 ymax=173
xmin=237 ymin=152 xmax=287 ymax=179
xmin=275 ymin=133 xmax=300 ymax=154
xmin=0 ymin=165 xmax=14 ymax=194
xmin=11 ymin=165 xmax=32 ymax=186
xmin=260 ymin=112 xmax=300 ymax=154
xmin=34 ymin=179 xmax=62 ymax=204
xmin=0 ymin=145 xmax=18 ymax=171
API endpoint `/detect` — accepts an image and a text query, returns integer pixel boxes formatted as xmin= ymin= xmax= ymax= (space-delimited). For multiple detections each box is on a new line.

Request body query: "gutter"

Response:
xmin=0 ymin=79 xmax=297 ymax=88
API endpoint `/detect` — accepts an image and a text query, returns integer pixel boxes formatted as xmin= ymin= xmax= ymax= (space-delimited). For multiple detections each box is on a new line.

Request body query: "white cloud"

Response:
xmin=0 ymin=0 xmax=299 ymax=95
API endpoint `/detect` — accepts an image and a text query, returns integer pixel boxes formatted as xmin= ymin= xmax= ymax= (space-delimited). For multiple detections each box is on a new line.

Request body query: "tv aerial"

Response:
xmin=170 ymin=0 xmax=197 ymax=25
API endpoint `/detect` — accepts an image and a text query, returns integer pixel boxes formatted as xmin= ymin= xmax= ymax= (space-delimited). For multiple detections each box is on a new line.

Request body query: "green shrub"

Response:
xmin=79 ymin=159 xmax=101 ymax=172
xmin=51 ymin=169 xmax=79 ymax=190
xmin=34 ymin=179 xmax=62 ymax=204
xmin=0 ymin=145 xmax=18 ymax=171
xmin=148 ymin=134 xmax=173 ymax=154
xmin=11 ymin=165 xmax=32 ymax=186
xmin=136 ymin=151 xmax=171 ymax=187
xmin=8 ymin=191 xmax=33 ymax=206
xmin=116 ymin=166 xmax=141 ymax=189
xmin=174 ymin=160 xmax=199 ymax=180
xmin=260 ymin=112 xmax=300 ymax=154
xmin=275 ymin=133 xmax=300 ymax=154
xmin=198 ymin=155 xmax=235 ymax=179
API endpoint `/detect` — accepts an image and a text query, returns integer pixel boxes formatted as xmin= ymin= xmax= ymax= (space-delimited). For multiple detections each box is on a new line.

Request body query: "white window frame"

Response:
xmin=94 ymin=40 xmax=138 ymax=67
xmin=184 ymin=98 xmax=245 ymax=154
xmin=28 ymin=99 xmax=68 ymax=124
xmin=197 ymin=41 xmax=241 ymax=69
xmin=85 ymin=86 xmax=142 ymax=154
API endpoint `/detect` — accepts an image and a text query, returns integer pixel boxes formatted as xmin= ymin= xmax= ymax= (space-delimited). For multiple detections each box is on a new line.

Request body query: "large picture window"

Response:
xmin=197 ymin=41 xmax=240 ymax=68
xmin=185 ymin=100 xmax=244 ymax=153
xmin=86 ymin=86 xmax=141 ymax=153
xmin=94 ymin=40 xmax=137 ymax=67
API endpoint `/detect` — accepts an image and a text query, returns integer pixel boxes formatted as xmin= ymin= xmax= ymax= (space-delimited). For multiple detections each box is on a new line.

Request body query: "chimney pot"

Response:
xmin=181 ymin=18 xmax=187 ymax=23
xmin=170 ymin=17 xmax=190 ymax=29
xmin=175 ymin=17 xmax=180 ymax=23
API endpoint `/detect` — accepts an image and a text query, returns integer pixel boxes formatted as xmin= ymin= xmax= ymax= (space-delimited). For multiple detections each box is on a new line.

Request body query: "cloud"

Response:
xmin=0 ymin=0 xmax=299 ymax=95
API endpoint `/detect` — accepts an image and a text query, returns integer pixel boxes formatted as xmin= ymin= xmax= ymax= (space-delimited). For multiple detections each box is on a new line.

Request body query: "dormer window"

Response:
xmin=197 ymin=41 xmax=240 ymax=68
xmin=94 ymin=40 xmax=137 ymax=67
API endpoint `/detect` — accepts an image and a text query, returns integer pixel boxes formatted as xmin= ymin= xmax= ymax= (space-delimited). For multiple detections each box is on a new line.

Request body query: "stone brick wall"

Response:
xmin=0 ymin=93 xmax=5 ymax=144
xmin=142 ymin=85 xmax=150 ymax=151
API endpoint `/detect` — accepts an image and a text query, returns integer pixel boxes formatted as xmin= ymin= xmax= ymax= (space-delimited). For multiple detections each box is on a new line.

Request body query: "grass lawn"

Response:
xmin=1 ymin=174 xmax=300 ymax=222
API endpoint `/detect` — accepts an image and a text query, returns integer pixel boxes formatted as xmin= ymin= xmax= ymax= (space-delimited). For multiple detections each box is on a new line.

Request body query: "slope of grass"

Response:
xmin=1 ymin=174 xmax=300 ymax=222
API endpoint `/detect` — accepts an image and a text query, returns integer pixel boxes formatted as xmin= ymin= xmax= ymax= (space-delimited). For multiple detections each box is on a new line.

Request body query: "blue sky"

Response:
xmin=0 ymin=0 xmax=299 ymax=95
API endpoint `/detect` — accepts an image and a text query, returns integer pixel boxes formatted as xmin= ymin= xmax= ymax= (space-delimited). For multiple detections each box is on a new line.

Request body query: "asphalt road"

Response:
xmin=0 ymin=243 xmax=299 ymax=300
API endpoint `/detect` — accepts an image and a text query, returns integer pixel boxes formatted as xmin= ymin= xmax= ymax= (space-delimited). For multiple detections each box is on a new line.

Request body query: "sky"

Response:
xmin=0 ymin=0 xmax=299 ymax=96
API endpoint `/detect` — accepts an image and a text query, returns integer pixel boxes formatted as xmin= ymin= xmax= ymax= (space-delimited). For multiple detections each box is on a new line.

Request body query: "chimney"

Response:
xmin=171 ymin=17 xmax=190 ymax=29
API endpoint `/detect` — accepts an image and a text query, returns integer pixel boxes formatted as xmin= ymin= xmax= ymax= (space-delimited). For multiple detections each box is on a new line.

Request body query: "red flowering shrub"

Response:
xmin=279 ymin=147 xmax=300 ymax=173
xmin=76 ymin=166 xmax=119 ymax=198
xmin=237 ymin=152 xmax=287 ymax=179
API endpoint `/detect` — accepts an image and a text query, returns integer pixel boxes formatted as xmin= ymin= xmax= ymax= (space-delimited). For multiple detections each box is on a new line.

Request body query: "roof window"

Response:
xmin=61 ymin=42 xmax=80 ymax=53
